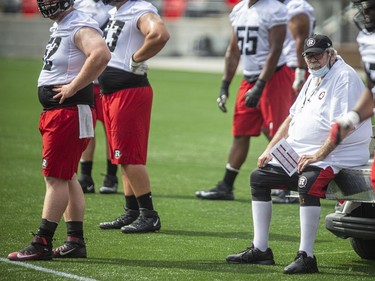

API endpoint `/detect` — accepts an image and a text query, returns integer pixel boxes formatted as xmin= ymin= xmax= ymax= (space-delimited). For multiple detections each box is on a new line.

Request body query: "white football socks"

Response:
xmin=299 ymin=206 xmax=321 ymax=257
xmin=252 ymin=200 xmax=272 ymax=252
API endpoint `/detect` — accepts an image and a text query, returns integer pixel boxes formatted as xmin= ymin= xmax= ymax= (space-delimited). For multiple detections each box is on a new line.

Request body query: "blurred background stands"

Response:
xmin=0 ymin=0 xmax=364 ymax=70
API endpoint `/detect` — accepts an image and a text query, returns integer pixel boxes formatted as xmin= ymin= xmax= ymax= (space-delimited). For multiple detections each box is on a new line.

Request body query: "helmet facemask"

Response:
xmin=352 ymin=0 xmax=375 ymax=32
xmin=37 ymin=0 xmax=73 ymax=19
xmin=102 ymin=0 xmax=128 ymax=6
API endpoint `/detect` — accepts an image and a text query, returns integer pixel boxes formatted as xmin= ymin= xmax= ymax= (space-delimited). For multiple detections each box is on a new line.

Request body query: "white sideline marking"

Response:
xmin=0 ymin=258 xmax=98 ymax=281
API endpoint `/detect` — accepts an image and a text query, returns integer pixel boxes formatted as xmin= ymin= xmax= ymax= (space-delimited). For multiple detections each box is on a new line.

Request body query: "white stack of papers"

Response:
xmin=269 ymin=139 xmax=300 ymax=177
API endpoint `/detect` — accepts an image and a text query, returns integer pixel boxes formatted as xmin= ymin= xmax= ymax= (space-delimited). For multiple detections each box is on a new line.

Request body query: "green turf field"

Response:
xmin=0 ymin=57 xmax=374 ymax=280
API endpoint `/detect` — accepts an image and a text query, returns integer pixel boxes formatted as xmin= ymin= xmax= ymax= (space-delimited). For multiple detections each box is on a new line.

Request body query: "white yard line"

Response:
xmin=0 ymin=258 xmax=98 ymax=281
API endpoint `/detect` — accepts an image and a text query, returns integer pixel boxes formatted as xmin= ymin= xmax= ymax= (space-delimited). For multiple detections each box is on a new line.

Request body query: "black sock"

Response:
xmin=37 ymin=219 xmax=58 ymax=245
xmin=106 ymin=159 xmax=118 ymax=177
xmin=66 ymin=221 xmax=83 ymax=239
xmin=80 ymin=161 xmax=93 ymax=176
xmin=137 ymin=192 xmax=154 ymax=210
xmin=125 ymin=195 xmax=139 ymax=210
xmin=223 ymin=168 xmax=238 ymax=188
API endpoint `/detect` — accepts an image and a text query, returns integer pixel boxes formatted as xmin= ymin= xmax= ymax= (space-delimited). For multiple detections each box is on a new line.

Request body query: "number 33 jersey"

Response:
xmin=103 ymin=0 xmax=158 ymax=73
xmin=230 ymin=0 xmax=288 ymax=76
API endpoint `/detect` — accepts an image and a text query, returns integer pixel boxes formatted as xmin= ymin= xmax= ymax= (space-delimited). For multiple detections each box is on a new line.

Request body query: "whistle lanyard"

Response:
xmin=300 ymin=78 xmax=322 ymax=110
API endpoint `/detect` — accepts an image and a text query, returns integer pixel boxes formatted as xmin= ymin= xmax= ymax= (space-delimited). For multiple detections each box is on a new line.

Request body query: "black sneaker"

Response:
xmin=78 ymin=174 xmax=95 ymax=193
xmin=53 ymin=236 xmax=86 ymax=258
xmin=99 ymin=174 xmax=118 ymax=194
xmin=8 ymin=235 xmax=53 ymax=261
xmin=272 ymin=190 xmax=299 ymax=204
xmin=195 ymin=181 xmax=234 ymax=200
xmin=99 ymin=208 xmax=140 ymax=229
xmin=226 ymin=244 xmax=275 ymax=265
xmin=121 ymin=208 xmax=161 ymax=234
xmin=283 ymin=251 xmax=319 ymax=274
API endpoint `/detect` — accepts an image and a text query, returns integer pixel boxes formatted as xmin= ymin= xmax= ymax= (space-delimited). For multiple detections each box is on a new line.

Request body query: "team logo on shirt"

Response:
xmin=298 ymin=176 xmax=307 ymax=188
xmin=318 ymin=91 xmax=326 ymax=100
xmin=306 ymin=38 xmax=316 ymax=47
xmin=42 ymin=158 xmax=48 ymax=169
xmin=114 ymin=149 xmax=121 ymax=159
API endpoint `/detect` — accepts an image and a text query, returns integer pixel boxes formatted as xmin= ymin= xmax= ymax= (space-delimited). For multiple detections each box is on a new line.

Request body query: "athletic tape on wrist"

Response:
xmin=295 ymin=68 xmax=306 ymax=82
xmin=347 ymin=111 xmax=360 ymax=126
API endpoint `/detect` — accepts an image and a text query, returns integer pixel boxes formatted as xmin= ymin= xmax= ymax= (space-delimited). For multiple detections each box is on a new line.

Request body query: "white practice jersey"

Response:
xmin=282 ymin=0 xmax=315 ymax=68
xmin=285 ymin=57 xmax=371 ymax=172
xmin=104 ymin=0 xmax=158 ymax=72
xmin=73 ymin=0 xmax=113 ymax=29
xmin=38 ymin=10 xmax=102 ymax=87
xmin=230 ymin=0 xmax=288 ymax=76
xmin=357 ymin=31 xmax=375 ymax=97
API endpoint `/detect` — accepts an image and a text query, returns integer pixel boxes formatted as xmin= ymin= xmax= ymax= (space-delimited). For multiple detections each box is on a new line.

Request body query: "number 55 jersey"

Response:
xmin=230 ymin=0 xmax=288 ymax=77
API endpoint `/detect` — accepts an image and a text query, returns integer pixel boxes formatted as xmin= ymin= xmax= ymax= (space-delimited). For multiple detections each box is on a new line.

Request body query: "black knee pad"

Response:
xmin=251 ymin=185 xmax=271 ymax=201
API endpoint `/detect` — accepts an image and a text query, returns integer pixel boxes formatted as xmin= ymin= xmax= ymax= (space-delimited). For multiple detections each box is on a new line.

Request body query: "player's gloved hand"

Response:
xmin=129 ymin=55 xmax=149 ymax=75
xmin=245 ymin=79 xmax=266 ymax=108
xmin=330 ymin=111 xmax=360 ymax=145
xmin=292 ymin=68 xmax=306 ymax=92
xmin=217 ymin=80 xmax=230 ymax=113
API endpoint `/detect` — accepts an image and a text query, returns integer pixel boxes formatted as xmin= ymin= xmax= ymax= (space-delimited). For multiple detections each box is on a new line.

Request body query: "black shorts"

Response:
xmin=250 ymin=164 xmax=335 ymax=199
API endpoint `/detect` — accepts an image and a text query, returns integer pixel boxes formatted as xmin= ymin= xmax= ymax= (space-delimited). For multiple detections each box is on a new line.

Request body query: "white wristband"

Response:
xmin=292 ymin=68 xmax=306 ymax=90
xmin=339 ymin=111 xmax=360 ymax=129
xmin=347 ymin=111 xmax=360 ymax=126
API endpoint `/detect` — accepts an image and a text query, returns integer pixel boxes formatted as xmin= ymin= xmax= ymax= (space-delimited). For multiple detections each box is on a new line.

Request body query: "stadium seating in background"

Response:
xmin=21 ymin=0 xmax=39 ymax=16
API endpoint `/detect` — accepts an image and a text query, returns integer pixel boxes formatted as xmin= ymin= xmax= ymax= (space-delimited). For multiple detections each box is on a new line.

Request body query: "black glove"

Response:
xmin=245 ymin=79 xmax=266 ymax=108
xmin=217 ymin=80 xmax=230 ymax=113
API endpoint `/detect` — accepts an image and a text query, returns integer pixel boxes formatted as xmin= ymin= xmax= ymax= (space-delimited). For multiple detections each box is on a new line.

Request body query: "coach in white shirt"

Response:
xmin=226 ymin=34 xmax=372 ymax=274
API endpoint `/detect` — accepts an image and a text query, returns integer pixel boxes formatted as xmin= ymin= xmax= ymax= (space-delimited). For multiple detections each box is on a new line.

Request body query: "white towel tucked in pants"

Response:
xmin=77 ymin=104 xmax=94 ymax=139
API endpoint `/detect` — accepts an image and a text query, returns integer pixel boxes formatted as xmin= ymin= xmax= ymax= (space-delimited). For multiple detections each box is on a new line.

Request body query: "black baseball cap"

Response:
xmin=303 ymin=34 xmax=333 ymax=55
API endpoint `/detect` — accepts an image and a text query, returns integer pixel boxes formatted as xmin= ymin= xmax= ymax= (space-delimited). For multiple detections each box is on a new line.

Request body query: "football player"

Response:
xmin=195 ymin=0 xmax=292 ymax=201
xmin=330 ymin=0 xmax=375 ymax=185
xmin=98 ymin=0 xmax=169 ymax=233
xmin=73 ymin=0 xmax=120 ymax=195
xmin=7 ymin=0 xmax=110 ymax=261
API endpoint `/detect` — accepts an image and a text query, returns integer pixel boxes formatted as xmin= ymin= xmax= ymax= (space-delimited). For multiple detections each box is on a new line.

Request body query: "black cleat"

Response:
xmin=78 ymin=174 xmax=95 ymax=193
xmin=272 ymin=190 xmax=299 ymax=204
xmin=121 ymin=208 xmax=161 ymax=234
xmin=99 ymin=174 xmax=118 ymax=194
xmin=99 ymin=208 xmax=140 ymax=229
xmin=8 ymin=235 xmax=53 ymax=261
xmin=195 ymin=181 xmax=234 ymax=200
xmin=53 ymin=236 xmax=87 ymax=258
xmin=283 ymin=251 xmax=319 ymax=274
xmin=226 ymin=244 xmax=275 ymax=265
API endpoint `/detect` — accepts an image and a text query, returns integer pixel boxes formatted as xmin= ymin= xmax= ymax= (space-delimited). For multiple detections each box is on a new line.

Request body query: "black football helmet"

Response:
xmin=37 ymin=0 xmax=74 ymax=18
xmin=102 ymin=0 xmax=128 ymax=5
xmin=351 ymin=0 xmax=375 ymax=32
